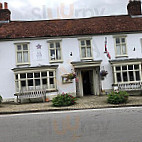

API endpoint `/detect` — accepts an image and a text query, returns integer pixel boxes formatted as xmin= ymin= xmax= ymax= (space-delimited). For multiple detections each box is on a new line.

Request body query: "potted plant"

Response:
xmin=100 ymin=70 xmax=108 ymax=80
xmin=67 ymin=73 xmax=76 ymax=80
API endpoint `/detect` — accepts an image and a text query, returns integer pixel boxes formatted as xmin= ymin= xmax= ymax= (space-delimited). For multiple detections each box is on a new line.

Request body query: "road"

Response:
xmin=0 ymin=107 xmax=142 ymax=142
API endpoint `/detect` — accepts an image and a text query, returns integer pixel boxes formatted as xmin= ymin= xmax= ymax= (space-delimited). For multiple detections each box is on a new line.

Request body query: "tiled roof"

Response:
xmin=0 ymin=15 xmax=142 ymax=40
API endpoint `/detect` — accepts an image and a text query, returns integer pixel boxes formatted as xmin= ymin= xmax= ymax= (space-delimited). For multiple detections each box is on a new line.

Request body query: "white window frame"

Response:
xmin=15 ymin=42 xmax=30 ymax=65
xmin=78 ymin=38 xmax=93 ymax=60
xmin=48 ymin=40 xmax=63 ymax=63
xmin=113 ymin=62 xmax=142 ymax=84
xmin=14 ymin=69 xmax=56 ymax=93
xmin=113 ymin=35 xmax=128 ymax=57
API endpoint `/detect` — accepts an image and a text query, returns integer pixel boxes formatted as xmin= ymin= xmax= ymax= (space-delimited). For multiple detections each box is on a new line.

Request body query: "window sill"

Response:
xmin=115 ymin=55 xmax=128 ymax=58
xmin=49 ymin=60 xmax=63 ymax=64
xmin=16 ymin=63 xmax=30 ymax=66
xmin=81 ymin=58 xmax=93 ymax=61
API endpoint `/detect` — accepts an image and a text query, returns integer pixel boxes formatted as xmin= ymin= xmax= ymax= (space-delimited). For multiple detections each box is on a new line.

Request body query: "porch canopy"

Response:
xmin=71 ymin=60 xmax=102 ymax=69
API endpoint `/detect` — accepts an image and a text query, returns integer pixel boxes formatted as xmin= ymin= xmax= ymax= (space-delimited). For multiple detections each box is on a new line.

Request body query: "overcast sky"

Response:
xmin=1 ymin=0 xmax=129 ymax=21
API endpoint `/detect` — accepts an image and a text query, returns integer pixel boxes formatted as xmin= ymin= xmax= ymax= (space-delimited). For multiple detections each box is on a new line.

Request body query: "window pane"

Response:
xmin=17 ymin=52 xmax=22 ymax=63
xmin=86 ymin=40 xmax=91 ymax=46
xmin=122 ymin=66 xmax=127 ymax=70
xmin=20 ymin=74 xmax=26 ymax=79
xmin=116 ymin=38 xmax=120 ymax=44
xmin=21 ymin=81 xmax=26 ymax=87
xmin=34 ymin=73 xmax=40 ymax=78
xmin=81 ymin=40 xmax=85 ymax=46
xmin=17 ymin=45 xmax=21 ymax=50
xmin=87 ymin=47 xmax=91 ymax=57
xmin=121 ymin=38 xmax=125 ymax=43
xmin=129 ymin=71 xmax=134 ymax=81
xmin=50 ymin=78 xmax=54 ymax=84
xmin=56 ymin=49 xmax=61 ymax=60
xmin=35 ymin=79 xmax=40 ymax=86
xmin=116 ymin=73 xmax=121 ymax=82
xmin=23 ymin=51 xmax=28 ymax=62
xmin=28 ymin=80 xmax=33 ymax=86
xmin=134 ymin=65 xmax=139 ymax=70
xmin=50 ymin=50 xmax=55 ymax=60
xmin=23 ymin=44 xmax=28 ymax=50
xmin=116 ymin=66 xmax=121 ymax=71
xmin=49 ymin=71 xmax=54 ymax=76
xmin=81 ymin=47 xmax=86 ymax=58
xmin=122 ymin=44 xmax=126 ymax=54
xmin=56 ymin=42 xmax=60 ymax=48
xmin=128 ymin=65 xmax=133 ymax=70
xmin=15 ymin=74 xmax=18 ymax=80
xmin=116 ymin=45 xmax=121 ymax=55
xmin=42 ymin=79 xmax=47 ymax=85
xmin=27 ymin=73 xmax=33 ymax=78
xmin=41 ymin=72 xmax=47 ymax=77
xmin=123 ymin=72 xmax=128 ymax=82
xmin=136 ymin=71 xmax=140 ymax=81
xmin=50 ymin=43 xmax=54 ymax=48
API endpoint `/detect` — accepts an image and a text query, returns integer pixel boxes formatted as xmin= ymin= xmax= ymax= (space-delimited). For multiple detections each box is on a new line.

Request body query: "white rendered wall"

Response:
xmin=0 ymin=33 xmax=142 ymax=99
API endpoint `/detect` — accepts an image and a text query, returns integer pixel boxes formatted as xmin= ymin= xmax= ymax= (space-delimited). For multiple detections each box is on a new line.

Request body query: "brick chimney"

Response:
xmin=0 ymin=2 xmax=11 ymax=22
xmin=127 ymin=0 xmax=142 ymax=15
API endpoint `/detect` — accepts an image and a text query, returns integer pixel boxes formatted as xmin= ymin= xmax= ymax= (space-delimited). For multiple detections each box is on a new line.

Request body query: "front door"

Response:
xmin=81 ymin=70 xmax=94 ymax=96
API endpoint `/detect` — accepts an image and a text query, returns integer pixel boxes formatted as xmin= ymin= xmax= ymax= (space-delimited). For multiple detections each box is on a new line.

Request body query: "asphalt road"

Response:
xmin=0 ymin=107 xmax=142 ymax=142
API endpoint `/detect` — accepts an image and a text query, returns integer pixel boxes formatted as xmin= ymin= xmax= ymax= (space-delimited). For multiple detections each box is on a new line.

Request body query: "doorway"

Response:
xmin=81 ymin=70 xmax=94 ymax=96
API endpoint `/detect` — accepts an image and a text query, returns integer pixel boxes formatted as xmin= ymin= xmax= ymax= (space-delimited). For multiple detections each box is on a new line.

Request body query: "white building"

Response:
xmin=0 ymin=1 xmax=142 ymax=102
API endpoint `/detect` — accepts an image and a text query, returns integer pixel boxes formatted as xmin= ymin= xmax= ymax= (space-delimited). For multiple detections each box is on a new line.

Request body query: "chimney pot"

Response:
xmin=0 ymin=3 xmax=2 ymax=9
xmin=4 ymin=2 xmax=8 ymax=9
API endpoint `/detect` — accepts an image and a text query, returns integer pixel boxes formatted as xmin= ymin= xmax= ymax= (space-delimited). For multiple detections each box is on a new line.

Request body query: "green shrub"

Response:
xmin=52 ymin=93 xmax=77 ymax=107
xmin=107 ymin=91 xmax=129 ymax=104
xmin=0 ymin=96 xmax=2 ymax=104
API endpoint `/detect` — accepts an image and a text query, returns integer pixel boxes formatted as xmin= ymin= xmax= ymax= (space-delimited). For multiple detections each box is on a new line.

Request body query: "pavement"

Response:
xmin=1 ymin=95 xmax=142 ymax=114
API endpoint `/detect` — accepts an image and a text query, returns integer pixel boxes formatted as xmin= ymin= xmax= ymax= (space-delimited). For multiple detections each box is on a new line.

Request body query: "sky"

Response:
xmin=0 ymin=0 xmax=129 ymax=21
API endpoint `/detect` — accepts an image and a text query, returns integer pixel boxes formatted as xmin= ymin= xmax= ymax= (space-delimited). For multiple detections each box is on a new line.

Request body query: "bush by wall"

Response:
xmin=52 ymin=93 xmax=77 ymax=107
xmin=107 ymin=91 xmax=129 ymax=104
xmin=0 ymin=96 xmax=2 ymax=104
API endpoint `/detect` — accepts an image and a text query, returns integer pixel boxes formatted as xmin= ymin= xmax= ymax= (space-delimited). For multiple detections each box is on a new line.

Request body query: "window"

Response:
xmin=15 ymin=70 xmax=56 ymax=93
xmin=114 ymin=64 xmax=141 ymax=84
xmin=15 ymin=43 xmax=30 ymax=65
xmin=114 ymin=37 xmax=127 ymax=57
xmin=48 ymin=41 xmax=62 ymax=62
xmin=79 ymin=39 xmax=92 ymax=59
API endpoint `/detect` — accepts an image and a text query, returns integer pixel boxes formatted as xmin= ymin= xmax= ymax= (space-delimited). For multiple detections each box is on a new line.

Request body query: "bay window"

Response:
xmin=15 ymin=70 xmax=56 ymax=93
xmin=113 ymin=64 xmax=141 ymax=84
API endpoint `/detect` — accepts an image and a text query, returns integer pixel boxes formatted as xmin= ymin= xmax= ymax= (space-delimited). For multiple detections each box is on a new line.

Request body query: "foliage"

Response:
xmin=100 ymin=70 xmax=108 ymax=77
xmin=0 ymin=95 xmax=2 ymax=104
xmin=52 ymin=93 xmax=77 ymax=107
xmin=67 ymin=73 xmax=76 ymax=80
xmin=107 ymin=91 xmax=129 ymax=104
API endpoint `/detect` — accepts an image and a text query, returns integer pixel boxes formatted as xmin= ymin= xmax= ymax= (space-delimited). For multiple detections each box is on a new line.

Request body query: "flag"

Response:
xmin=104 ymin=37 xmax=107 ymax=53
xmin=104 ymin=37 xmax=111 ymax=59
